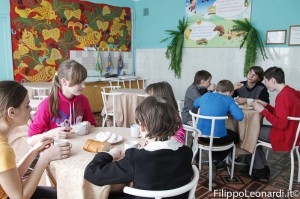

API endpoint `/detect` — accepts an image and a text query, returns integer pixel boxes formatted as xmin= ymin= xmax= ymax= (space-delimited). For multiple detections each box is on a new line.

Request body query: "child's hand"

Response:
xmin=234 ymin=82 xmax=243 ymax=90
xmin=109 ymin=147 xmax=122 ymax=160
xmin=207 ymin=83 xmax=216 ymax=92
xmin=49 ymin=127 xmax=70 ymax=139
xmin=253 ymin=101 xmax=265 ymax=113
xmin=254 ymin=99 xmax=267 ymax=107
xmin=86 ymin=121 xmax=92 ymax=133
xmin=235 ymin=97 xmax=246 ymax=105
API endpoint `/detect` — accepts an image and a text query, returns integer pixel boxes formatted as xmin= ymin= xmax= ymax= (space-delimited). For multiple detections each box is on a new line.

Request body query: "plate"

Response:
xmin=109 ymin=135 xmax=123 ymax=144
xmin=238 ymin=105 xmax=254 ymax=110
xmin=96 ymin=132 xmax=123 ymax=144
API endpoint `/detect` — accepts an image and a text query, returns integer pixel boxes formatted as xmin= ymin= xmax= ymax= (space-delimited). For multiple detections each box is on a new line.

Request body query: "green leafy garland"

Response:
xmin=161 ymin=18 xmax=188 ymax=78
xmin=232 ymin=19 xmax=268 ymax=76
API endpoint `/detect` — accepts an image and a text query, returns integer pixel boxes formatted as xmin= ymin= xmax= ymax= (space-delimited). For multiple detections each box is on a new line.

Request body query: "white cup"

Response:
xmin=124 ymin=140 xmax=140 ymax=150
xmin=54 ymin=139 xmax=69 ymax=145
xmin=246 ymin=98 xmax=254 ymax=106
xmin=130 ymin=124 xmax=140 ymax=138
xmin=74 ymin=122 xmax=88 ymax=135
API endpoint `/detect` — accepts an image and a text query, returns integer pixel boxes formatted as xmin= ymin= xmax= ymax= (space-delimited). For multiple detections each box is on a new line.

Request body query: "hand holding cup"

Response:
xmin=109 ymin=147 xmax=122 ymax=160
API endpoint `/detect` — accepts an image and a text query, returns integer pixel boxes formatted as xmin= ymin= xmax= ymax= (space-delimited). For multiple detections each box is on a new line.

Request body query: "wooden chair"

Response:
xmin=189 ymin=110 xmax=235 ymax=191
xmin=123 ymin=165 xmax=199 ymax=199
xmin=249 ymin=116 xmax=300 ymax=190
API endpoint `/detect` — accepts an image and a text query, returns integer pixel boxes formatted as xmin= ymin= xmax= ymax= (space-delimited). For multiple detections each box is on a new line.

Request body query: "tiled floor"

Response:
xmin=94 ymin=113 xmax=300 ymax=199
xmin=195 ymin=152 xmax=300 ymax=199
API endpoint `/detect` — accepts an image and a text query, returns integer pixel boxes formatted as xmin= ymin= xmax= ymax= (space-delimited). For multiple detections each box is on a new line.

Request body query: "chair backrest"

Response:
xmin=101 ymin=91 xmax=122 ymax=114
xmin=101 ymin=85 xmax=121 ymax=93
xmin=177 ymin=100 xmax=184 ymax=119
xmin=123 ymin=165 xmax=199 ymax=199
xmin=137 ymin=78 xmax=149 ymax=89
xmin=189 ymin=110 xmax=228 ymax=148
xmin=183 ymin=125 xmax=201 ymax=162
xmin=32 ymin=87 xmax=51 ymax=100
xmin=288 ymin=116 xmax=300 ymax=149
xmin=108 ymin=80 xmax=126 ymax=89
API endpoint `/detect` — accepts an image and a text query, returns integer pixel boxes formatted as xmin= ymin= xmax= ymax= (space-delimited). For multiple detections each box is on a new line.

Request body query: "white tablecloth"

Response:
xmin=48 ymin=127 xmax=141 ymax=199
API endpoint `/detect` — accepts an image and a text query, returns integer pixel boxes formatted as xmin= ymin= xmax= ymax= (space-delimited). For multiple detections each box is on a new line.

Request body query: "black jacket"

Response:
xmin=84 ymin=146 xmax=193 ymax=199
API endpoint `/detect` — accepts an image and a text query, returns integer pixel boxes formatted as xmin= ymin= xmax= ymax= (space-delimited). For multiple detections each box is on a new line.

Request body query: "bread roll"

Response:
xmin=83 ymin=139 xmax=111 ymax=153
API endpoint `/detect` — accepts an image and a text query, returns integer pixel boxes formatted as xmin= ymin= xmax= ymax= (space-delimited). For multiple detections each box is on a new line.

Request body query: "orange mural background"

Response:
xmin=10 ymin=0 xmax=131 ymax=82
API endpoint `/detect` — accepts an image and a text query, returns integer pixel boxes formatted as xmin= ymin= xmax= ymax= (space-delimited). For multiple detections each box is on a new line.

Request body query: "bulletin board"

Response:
xmin=185 ymin=0 xmax=252 ymax=47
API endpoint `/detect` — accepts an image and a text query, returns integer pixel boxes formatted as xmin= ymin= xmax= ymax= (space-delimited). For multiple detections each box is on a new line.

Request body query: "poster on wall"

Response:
xmin=10 ymin=0 xmax=131 ymax=82
xmin=185 ymin=0 xmax=252 ymax=47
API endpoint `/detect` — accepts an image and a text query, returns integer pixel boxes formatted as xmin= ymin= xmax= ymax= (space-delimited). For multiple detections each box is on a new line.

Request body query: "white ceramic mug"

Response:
xmin=124 ymin=140 xmax=140 ymax=151
xmin=130 ymin=124 xmax=140 ymax=138
xmin=54 ymin=139 xmax=69 ymax=145
xmin=74 ymin=121 xmax=88 ymax=136
xmin=246 ymin=98 xmax=254 ymax=106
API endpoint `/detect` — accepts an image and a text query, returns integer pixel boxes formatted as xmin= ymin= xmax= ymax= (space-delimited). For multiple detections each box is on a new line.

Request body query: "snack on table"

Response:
xmin=107 ymin=133 xmax=118 ymax=143
xmin=83 ymin=139 xmax=111 ymax=153
xmin=96 ymin=132 xmax=112 ymax=142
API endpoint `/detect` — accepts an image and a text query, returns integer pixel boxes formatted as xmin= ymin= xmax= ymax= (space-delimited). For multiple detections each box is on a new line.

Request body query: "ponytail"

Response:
xmin=48 ymin=59 xmax=87 ymax=118
xmin=49 ymin=74 xmax=61 ymax=117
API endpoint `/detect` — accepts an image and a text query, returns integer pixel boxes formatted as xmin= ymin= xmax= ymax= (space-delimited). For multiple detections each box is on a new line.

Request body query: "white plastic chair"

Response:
xmin=101 ymin=85 xmax=121 ymax=93
xmin=189 ymin=110 xmax=235 ymax=191
xmin=101 ymin=91 xmax=122 ymax=127
xmin=31 ymin=87 xmax=51 ymax=100
xmin=137 ymin=78 xmax=149 ymax=89
xmin=183 ymin=125 xmax=201 ymax=163
xmin=127 ymin=78 xmax=137 ymax=89
xmin=123 ymin=165 xmax=199 ymax=199
xmin=177 ymin=99 xmax=184 ymax=119
xmin=249 ymin=116 xmax=300 ymax=190
xmin=109 ymin=80 xmax=125 ymax=89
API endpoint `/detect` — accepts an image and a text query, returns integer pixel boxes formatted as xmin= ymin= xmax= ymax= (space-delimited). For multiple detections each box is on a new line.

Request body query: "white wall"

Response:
xmin=136 ymin=47 xmax=300 ymax=107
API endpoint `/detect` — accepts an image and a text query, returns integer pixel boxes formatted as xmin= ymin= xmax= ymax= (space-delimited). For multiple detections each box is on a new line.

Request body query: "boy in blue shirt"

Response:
xmin=194 ymin=80 xmax=244 ymax=180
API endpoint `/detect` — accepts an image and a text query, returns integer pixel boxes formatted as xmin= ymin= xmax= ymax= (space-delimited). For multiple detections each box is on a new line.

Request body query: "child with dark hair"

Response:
xmin=28 ymin=59 xmax=96 ymax=145
xmin=251 ymin=66 xmax=300 ymax=179
xmin=85 ymin=96 xmax=193 ymax=199
xmin=194 ymin=80 xmax=244 ymax=180
xmin=182 ymin=70 xmax=216 ymax=125
xmin=233 ymin=66 xmax=270 ymax=104
xmin=145 ymin=81 xmax=185 ymax=143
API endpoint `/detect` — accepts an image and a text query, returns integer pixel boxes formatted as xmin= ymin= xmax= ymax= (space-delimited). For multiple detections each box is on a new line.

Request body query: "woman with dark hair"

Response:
xmin=0 ymin=81 xmax=71 ymax=199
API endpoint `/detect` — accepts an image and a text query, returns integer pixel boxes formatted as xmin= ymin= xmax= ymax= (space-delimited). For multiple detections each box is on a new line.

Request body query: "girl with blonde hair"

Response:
xmin=28 ymin=59 xmax=96 ymax=145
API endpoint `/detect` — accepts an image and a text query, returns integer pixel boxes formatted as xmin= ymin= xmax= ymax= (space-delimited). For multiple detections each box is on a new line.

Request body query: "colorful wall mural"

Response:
xmin=10 ymin=0 xmax=131 ymax=82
